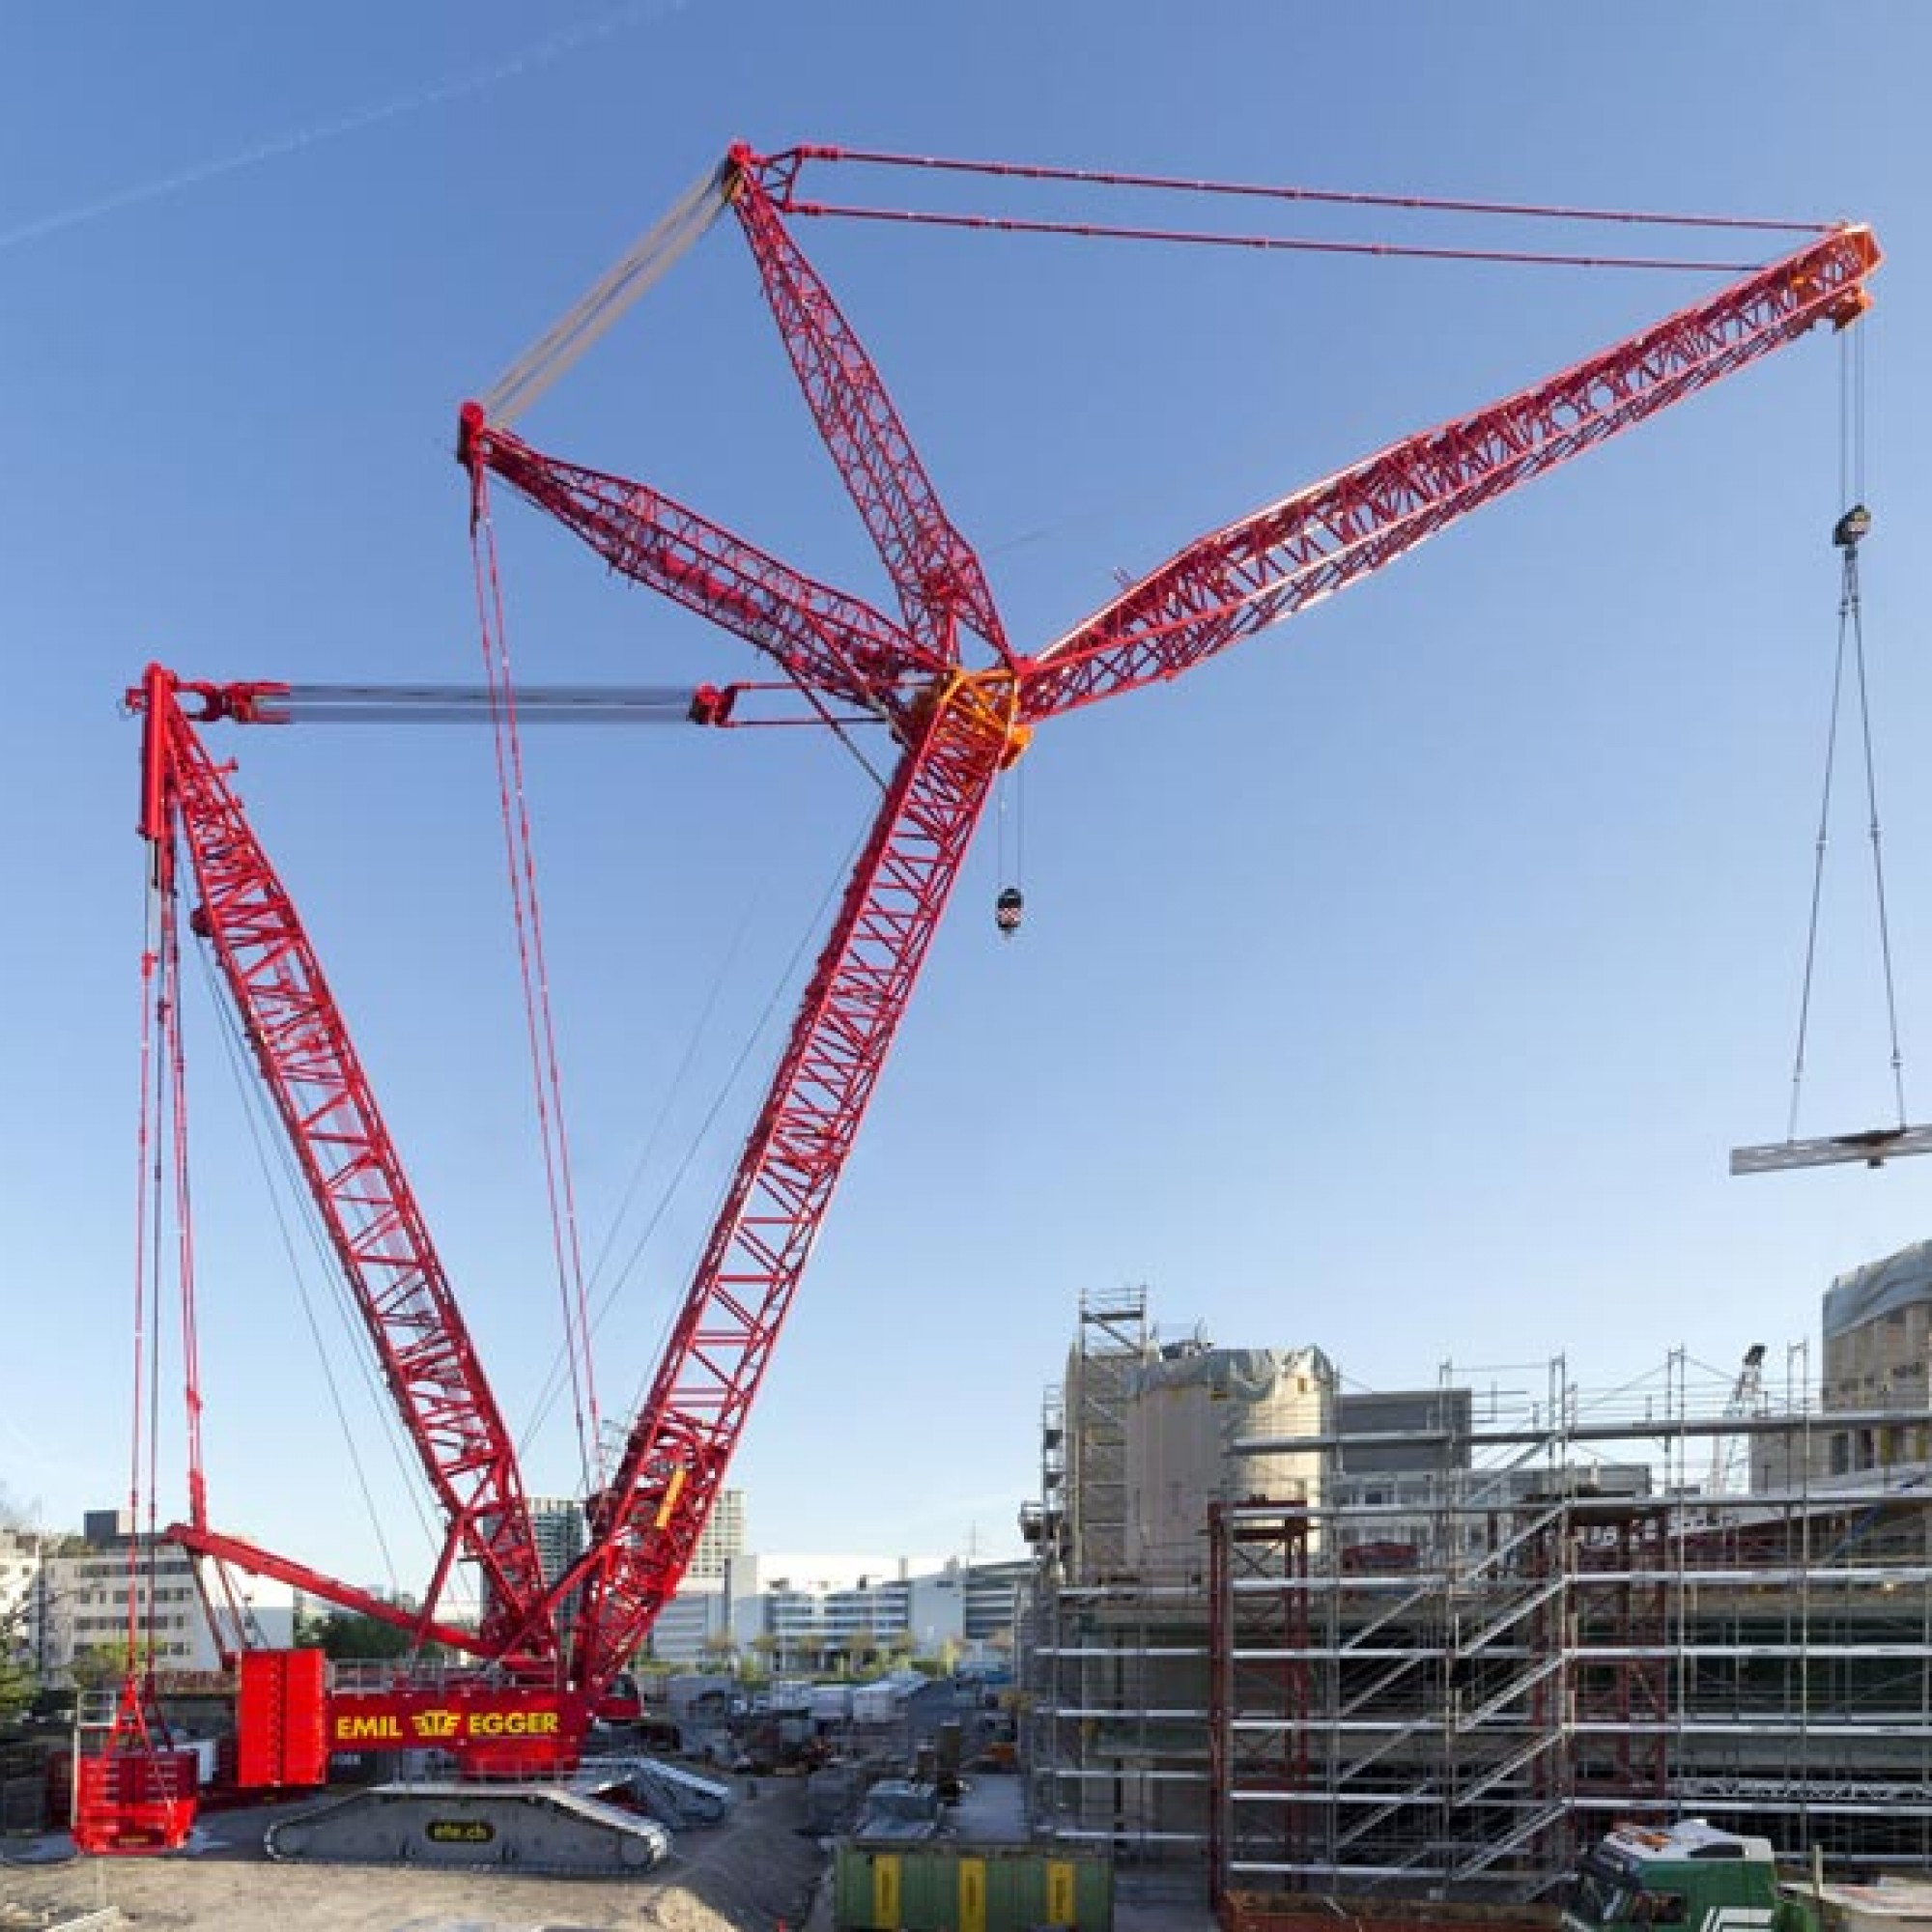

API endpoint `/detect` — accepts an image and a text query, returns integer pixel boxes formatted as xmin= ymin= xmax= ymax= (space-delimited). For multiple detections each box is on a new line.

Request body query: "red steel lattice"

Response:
xmin=139 ymin=148 xmax=1879 ymax=1741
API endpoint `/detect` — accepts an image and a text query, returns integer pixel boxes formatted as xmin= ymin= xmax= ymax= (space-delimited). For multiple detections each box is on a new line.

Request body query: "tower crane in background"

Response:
xmin=99 ymin=145 xmax=1877 ymax=1856
xmin=1708 ymin=1342 xmax=1768 ymax=1495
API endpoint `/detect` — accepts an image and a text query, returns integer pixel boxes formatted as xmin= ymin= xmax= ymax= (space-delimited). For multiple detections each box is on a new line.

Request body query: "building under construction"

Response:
xmin=1017 ymin=1261 xmax=1932 ymax=1907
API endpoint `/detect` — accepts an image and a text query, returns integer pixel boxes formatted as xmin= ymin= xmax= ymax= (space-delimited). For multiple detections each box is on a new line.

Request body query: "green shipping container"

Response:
xmin=834 ymin=1839 xmax=1114 ymax=1931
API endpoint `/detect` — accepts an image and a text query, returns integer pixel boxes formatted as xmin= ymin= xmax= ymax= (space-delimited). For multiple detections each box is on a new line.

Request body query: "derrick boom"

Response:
xmin=464 ymin=407 xmax=938 ymax=708
xmin=552 ymin=678 xmax=1017 ymax=1690
xmin=1024 ymin=225 xmax=1880 ymax=721
xmin=134 ymin=667 xmax=555 ymax=1660
xmin=730 ymin=147 xmax=1009 ymax=665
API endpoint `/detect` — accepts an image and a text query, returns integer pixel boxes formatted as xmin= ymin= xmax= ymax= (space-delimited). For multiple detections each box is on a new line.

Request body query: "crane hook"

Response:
xmin=995 ymin=886 xmax=1024 ymax=937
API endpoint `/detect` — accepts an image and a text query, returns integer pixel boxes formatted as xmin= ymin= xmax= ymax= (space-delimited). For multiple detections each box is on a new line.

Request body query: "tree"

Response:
xmin=0 ymin=1649 xmax=34 ymax=1723
xmin=303 ymin=1611 xmax=420 ymax=1662
xmin=68 ymin=1645 xmax=133 ymax=1693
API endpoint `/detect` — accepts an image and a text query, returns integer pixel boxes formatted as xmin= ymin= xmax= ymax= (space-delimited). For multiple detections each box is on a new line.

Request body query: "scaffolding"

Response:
xmin=1065 ymin=1288 xmax=1151 ymax=1585
xmin=1024 ymin=1568 xmax=1215 ymax=1858
xmin=1208 ymin=1356 xmax=1932 ymax=1905
xmin=1020 ymin=1345 xmax=1932 ymax=1899
xmin=1025 ymin=1287 xmax=1220 ymax=1856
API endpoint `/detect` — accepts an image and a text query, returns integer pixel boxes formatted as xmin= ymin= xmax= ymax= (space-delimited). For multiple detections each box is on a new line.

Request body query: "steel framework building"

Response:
xmin=1019 ymin=1341 xmax=1932 ymax=1905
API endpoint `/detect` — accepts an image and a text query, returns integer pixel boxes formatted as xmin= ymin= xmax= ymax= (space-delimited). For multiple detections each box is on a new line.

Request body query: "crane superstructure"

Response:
xmin=108 ymin=146 xmax=1876 ymax=1848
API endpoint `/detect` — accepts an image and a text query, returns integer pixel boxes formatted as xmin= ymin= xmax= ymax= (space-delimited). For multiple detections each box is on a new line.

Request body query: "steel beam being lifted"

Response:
xmin=1730 ymin=1122 xmax=1932 ymax=1174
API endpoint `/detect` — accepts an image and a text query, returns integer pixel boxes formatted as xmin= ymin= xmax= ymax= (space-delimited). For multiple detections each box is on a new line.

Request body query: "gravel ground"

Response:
xmin=2 ymin=1776 xmax=1220 ymax=1930
xmin=0 ymin=1777 xmax=826 ymax=1932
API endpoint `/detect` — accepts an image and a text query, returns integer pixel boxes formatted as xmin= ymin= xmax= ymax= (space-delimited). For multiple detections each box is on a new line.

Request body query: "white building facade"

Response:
xmin=24 ymin=1512 xmax=298 ymax=1682
xmin=645 ymin=1549 xmax=1023 ymax=1669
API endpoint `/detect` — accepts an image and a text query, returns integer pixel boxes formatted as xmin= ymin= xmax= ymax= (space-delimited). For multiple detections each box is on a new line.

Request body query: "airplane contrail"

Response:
xmin=0 ymin=0 xmax=685 ymax=253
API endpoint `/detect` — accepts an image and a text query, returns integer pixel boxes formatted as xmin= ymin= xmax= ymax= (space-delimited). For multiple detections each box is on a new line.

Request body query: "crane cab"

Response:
xmin=1564 ymin=1821 xmax=1780 ymax=1932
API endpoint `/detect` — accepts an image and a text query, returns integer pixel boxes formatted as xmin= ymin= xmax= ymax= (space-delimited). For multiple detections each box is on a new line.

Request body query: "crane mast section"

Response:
xmin=556 ymin=685 xmax=1011 ymax=1690
xmin=1024 ymin=225 xmax=1879 ymax=720
xmin=468 ymin=412 xmax=936 ymax=708
xmin=731 ymin=150 xmax=1009 ymax=665
xmin=137 ymin=672 xmax=556 ymax=1659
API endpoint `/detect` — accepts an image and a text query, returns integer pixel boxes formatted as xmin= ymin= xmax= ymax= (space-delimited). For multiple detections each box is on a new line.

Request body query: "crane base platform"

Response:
xmin=263 ymin=1781 xmax=672 ymax=1875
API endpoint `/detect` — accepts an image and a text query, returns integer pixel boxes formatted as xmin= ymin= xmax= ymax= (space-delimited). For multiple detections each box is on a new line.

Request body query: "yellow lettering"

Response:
xmin=458 ymin=1709 xmax=561 ymax=1739
xmin=335 ymin=1715 xmax=404 ymax=1744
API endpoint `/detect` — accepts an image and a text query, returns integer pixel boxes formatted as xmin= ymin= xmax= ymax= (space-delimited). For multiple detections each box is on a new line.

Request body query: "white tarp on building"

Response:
xmin=1122 ymin=1345 xmax=1333 ymax=1575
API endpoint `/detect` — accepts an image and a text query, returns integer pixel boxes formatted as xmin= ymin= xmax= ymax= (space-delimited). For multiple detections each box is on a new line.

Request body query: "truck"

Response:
xmin=1564 ymin=1821 xmax=1932 ymax=1932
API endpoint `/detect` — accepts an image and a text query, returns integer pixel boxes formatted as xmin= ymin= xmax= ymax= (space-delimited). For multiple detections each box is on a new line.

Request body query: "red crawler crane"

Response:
xmin=105 ymin=148 xmax=1876 ymax=1847
xmin=461 ymin=147 xmax=1877 ymax=1704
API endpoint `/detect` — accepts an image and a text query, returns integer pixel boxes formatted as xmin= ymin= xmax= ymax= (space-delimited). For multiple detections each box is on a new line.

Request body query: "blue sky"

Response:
xmin=6 ymin=4 xmax=1932 ymax=1605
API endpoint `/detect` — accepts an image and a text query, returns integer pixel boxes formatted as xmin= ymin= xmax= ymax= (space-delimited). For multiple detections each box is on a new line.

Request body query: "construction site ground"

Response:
xmin=0 ymin=1774 xmax=826 ymax=1932
xmin=1 ymin=1769 xmax=1213 ymax=1930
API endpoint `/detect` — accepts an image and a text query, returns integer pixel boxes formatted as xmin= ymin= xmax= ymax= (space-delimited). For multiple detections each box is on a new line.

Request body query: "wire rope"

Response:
xmin=1016 ymin=757 xmax=1028 ymax=895
xmin=995 ymin=759 xmax=1028 ymax=909
xmin=1786 ymin=333 xmax=1907 ymax=1137
xmin=128 ymin=885 xmax=164 ymax=1685
xmin=780 ymin=199 xmax=1764 ymax=273
xmin=608 ymin=818 xmax=877 ymax=1435
xmin=797 ymin=147 xmax=1831 ymax=237
xmin=471 ymin=479 xmax=603 ymax=1491
xmin=521 ymin=874 xmax=772 ymax=1453
xmin=1848 ymin=531 xmax=1909 ymax=1127
xmin=517 ymin=810 xmax=873 ymax=1454
xmin=94 ymin=865 xmax=187 ymax=1836
xmin=151 ymin=909 xmax=189 ymax=1671
xmin=1841 ymin=318 xmax=1868 ymax=509
xmin=190 ymin=942 xmax=426 ymax=1598
xmin=789 ymin=670 xmax=893 ymax=790
xmin=1786 ymin=573 xmax=1849 ymax=1140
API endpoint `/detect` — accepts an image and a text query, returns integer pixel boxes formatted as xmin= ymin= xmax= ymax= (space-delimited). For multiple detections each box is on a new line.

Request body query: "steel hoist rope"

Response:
xmin=470 ymin=469 xmax=604 ymax=1491
xmin=1785 ymin=325 xmax=1907 ymax=1138
xmin=191 ymin=941 xmax=427 ymax=1596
